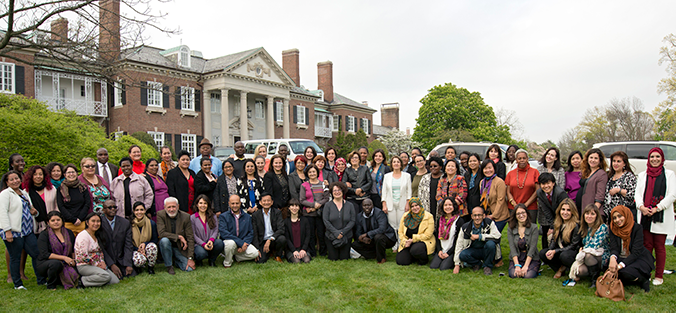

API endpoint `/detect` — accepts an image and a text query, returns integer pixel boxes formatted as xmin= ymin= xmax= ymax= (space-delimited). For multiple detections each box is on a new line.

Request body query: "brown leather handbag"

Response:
xmin=595 ymin=270 xmax=625 ymax=301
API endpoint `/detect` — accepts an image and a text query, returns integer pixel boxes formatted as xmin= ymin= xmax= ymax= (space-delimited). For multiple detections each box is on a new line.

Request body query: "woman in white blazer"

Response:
xmin=381 ymin=156 xmax=412 ymax=244
xmin=634 ymin=147 xmax=676 ymax=286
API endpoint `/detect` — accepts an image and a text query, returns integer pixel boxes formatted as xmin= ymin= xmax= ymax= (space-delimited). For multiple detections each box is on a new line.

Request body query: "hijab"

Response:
xmin=609 ymin=205 xmax=634 ymax=256
xmin=334 ymin=158 xmax=347 ymax=181
xmin=644 ymin=147 xmax=666 ymax=209
xmin=403 ymin=197 xmax=425 ymax=229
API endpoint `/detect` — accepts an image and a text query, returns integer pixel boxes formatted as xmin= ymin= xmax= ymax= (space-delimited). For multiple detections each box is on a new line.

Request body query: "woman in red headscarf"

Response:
xmin=634 ymin=147 xmax=676 ymax=286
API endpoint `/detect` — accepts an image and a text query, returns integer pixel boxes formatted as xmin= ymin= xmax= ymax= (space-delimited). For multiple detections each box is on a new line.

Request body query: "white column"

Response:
xmin=266 ymin=96 xmax=274 ymax=139
xmin=203 ymin=90 xmax=211 ymax=141
xmin=283 ymin=98 xmax=290 ymax=138
xmin=220 ymin=89 xmax=229 ymax=146
xmin=240 ymin=91 xmax=249 ymax=141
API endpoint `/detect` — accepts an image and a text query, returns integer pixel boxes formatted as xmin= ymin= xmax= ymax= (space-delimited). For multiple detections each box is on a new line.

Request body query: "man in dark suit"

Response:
xmin=100 ymin=200 xmax=135 ymax=278
xmin=96 ymin=148 xmax=119 ymax=186
xmin=351 ymin=199 xmax=396 ymax=264
xmin=252 ymin=193 xmax=286 ymax=263
xmin=157 ymin=197 xmax=195 ymax=275
xmin=536 ymin=172 xmax=569 ymax=250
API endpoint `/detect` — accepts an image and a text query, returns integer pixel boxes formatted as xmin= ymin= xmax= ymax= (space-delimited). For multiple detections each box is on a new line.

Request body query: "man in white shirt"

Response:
xmin=96 ymin=148 xmax=118 ymax=186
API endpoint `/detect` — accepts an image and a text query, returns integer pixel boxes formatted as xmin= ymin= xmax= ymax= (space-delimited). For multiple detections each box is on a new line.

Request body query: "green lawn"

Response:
xmin=1 ymin=233 xmax=675 ymax=312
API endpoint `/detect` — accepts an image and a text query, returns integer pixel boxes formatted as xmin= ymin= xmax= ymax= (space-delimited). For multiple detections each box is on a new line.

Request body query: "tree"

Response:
xmin=380 ymin=129 xmax=420 ymax=157
xmin=654 ymin=34 xmax=676 ymax=140
xmin=330 ymin=129 xmax=369 ymax=159
xmin=131 ymin=131 xmax=158 ymax=151
xmin=495 ymin=107 xmax=524 ymax=140
xmin=412 ymin=82 xmax=513 ymax=151
xmin=367 ymin=139 xmax=388 ymax=161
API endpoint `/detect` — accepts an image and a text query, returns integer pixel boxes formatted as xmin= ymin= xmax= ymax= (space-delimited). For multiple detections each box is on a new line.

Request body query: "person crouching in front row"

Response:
xmin=252 ymin=193 xmax=287 ymax=263
xmin=157 ymin=197 xmax=195 ymax=275
xmin=219 ymin=195 xmax=259 ymax=267
xmin=453 ymin=206 xmax=502 ymax=275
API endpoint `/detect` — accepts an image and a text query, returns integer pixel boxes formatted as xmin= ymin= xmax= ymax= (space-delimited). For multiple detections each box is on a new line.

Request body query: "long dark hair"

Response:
xmin=485 ymin=144 xmax=503 ymax=161
xmin=241 ymin=159 xmax=258 ymax=181
xmin=539 ymin=147 xmax=563 ymax=171
xmin=508 ymin=203 xmax=531 ymax=229
xmin=46 ymin=162 xmax=64 ymax=180
xmin=608 ymin=151 xmax=634 ymax=177
xmin=193 ymin=194 xmax=216 ymax=229
xmin=504 ymin=145 xmax=519 ymax=163
xmin=268 ymin=154 xmax=287 ymax=177
xmin=84 ymin=212 xmax=107 ymax=249
xmin=581 ymin=148 xmax=607 ymax=179
xmin=22 ymin=165 xmax=53 ymax=191
xmin=566 ymin=151 xmax=583 ymax=172
xmin=436 ymin=195 xmax=459 ymax=221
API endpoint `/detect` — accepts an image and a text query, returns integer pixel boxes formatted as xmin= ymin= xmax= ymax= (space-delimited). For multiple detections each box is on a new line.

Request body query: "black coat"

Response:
xmin=321 ymin=169 xmax=339 ymax=185
xmin=464 ymin=170 xmax=483 ymax=211
xmin=354 ymin=208 xmax=396 ymax=242
xmin=166 ymin=167 xmax=197 ymax=213
xmin=288 ymin=171 xmax=307 ymax=201
xmin=341 ymin=165 xmax=372 ymax=200
xmin=251 ymin=208 xmax=285 ymax=251
xmin=37 ymin=228 xmax=76 ymax=263
xmin=213 ymin=174 xmax=238 ymax=213
xmin=609 ymin=223 xmax=655 ymax=273
xmin=494 ymin=160 xmax=506 ymax=180
xmin=548 ymin=223 xmax=582 ymax=253
xmin=263 ymin=171 xmax=289 ymax=209
xmin=194 ymin=170 xmax=217 ymax=202
xmin=536 ymin=185 xmax=569 ymax=227
xmin=100 ymin=216 xmax=134 ymax=269
xmin=284 ymin=216 xmax=311 ymax=252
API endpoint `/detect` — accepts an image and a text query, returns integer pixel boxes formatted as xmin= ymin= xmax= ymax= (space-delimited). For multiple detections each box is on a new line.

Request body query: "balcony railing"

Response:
xmin=39 ymin=96 xmax=108 ymax=117
xmin=315 ymin=126 xmax=332 ymax=138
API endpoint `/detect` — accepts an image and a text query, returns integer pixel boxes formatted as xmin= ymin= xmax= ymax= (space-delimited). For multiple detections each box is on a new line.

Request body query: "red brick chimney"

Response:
xmin=99 ymin=0 xmax=121 ymax=62
xmin=381 ymin=103 xmax=400 ymax=129
xmin=317 ymin=61 xmax=333 ymax=103
xmin=50 ymin=18 xmax=68 ymax=42
xmin=282 ymin=49 xmax=300 ymax=86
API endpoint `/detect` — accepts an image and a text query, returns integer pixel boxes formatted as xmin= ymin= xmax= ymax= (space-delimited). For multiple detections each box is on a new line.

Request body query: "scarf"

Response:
xmin=610 ymin=205 xmax=634 ymax=256
xmin=131 ymin=216 xmax=152 ymax=247
xmin=51 ymin=178 xmax=64 ymax=190
xmin=469 ymin=172 xmax=477 ymax=189
xmin=59 ymin=178 xmax=86 ymax=202
xmin=47 ymin=227 xmax=78 ymax=289
xmin=403 ymin=197 xmax=425 ymax=229
xmin=372 ymin=165 xmax=385 ymax=196
xmin=161 ymin=160 xmax=175 ymax=181
xmin=28 ymin=188 xmax=48 ymax=223
xmin=480 ymin=174 xmax=496 ymax=211
xmin=438 ymin=214 xmax=457 ymax=240
xmin=334 ymin=158 xmax=346 ymax=181
xmin=643 ymin=147 xmax=666 ymax=223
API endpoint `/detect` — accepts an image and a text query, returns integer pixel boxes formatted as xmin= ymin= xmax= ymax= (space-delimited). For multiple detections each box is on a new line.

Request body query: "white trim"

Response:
xmin=0 ymin=62 xmax=15 ymax=94
xmin=296 ymin=105 xmax=306 ymax=125
xmin=255 ymin=100 xmax=265 ymax=119
xmin=114 ymin=81 xmax=123 ymax=107
xmin=275 ymin=100 xmax=284 ymax=122
xmin=147 ymin=81 xmax=162 ymax=107
xmin=147 ymin=131 xmax=164 ymax=151
xmin=181 ymin=133 xmax=197 ymax=158
xmin=181 ymin=86 xmax=195 ymax=111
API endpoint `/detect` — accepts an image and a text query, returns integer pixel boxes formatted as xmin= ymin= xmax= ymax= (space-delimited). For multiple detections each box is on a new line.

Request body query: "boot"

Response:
xmin=147 ymin=266 xmax=155 ymax=275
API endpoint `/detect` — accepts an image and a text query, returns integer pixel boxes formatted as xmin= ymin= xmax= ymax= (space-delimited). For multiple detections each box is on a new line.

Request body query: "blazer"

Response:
xmin=355 ymin=207 xmax=396 ymax=242
xmin=507 ymin=223 xmax=539 ymax=261
xmin=398 ymin=210 xmax=435 ymax=254
xmin=37 ymin=228 xmax=76 ymax=263
xmin=494 ymin=160 xmax=507 ymax=180
xmin=381 ymin=172 xmax=412 ymax=211
xmin=156 ymin=210 xmax=194 ymax=258
xmin=484 ymin=177 xmax=509 ymax=222
xmin=288 ymin=171 xmax=307 ymax=201
xmin=218 ymin=210 xmax=254 ymax=248
xmin=608 ymin=223 xmax=654 ymax=273
xmin=342 ymin=165 xmax=373 ymax=200
xmin=193 ymin=170 xmax=218 ymax=202
xmin=454 ymin=218 xmax=501 ymax=264
xmin=110 ymin=172 xmax=154 ymax=218
xmin=166 ymin=167 xmax=197 ymax=213
xmin=635 ymin=169 xmax=676 ymax=237
xmin=213 ymin=174 xmax=238 ymax=213
xmin=251 ymin=208 xmax=285 ymax=250
xmin=263 ymin=171 xmax=289 ymax=210
xmin=547 ymin=223 xmax=582 ymax=253
xmin=190 ymin=213 xmax=219 ymax=248
xmin=580 ymin=169 xmax=608 ymax=212
xmin=536 ymin=185 xmax=569 ymax=227
xmin=0 ymin=188 xmax=37 ymax=234
xmin=95 ymin=162 xmax=119 ymax=181
xmin=238 ymin=176 xmax=265 ymax=210
xmin=100 ymin=216 xmax=134 ymax=268
xmin=284 ymin=216 xmax=311 ymax=252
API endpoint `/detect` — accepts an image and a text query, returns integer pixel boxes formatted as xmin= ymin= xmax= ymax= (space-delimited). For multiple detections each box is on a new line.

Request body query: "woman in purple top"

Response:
xmin=564 ymin=151 xmax=583 ymax=200
xmin=144 ymin=158 xmax=169 ymax=221
xmin=190 ymin=195 xmax=223 ymax=267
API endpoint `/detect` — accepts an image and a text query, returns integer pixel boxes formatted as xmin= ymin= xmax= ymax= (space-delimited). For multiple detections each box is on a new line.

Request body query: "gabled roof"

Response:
xmin=202 ymin=47 xmax=261 ymax=73
xmin=120 ymin=45 xmax=206 ymax=73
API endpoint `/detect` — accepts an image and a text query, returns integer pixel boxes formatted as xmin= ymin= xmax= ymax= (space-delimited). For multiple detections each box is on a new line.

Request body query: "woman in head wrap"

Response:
xmin=607 ymin=205 xmax=654 ymax=292
xmin=396 ymin=197 xmax=435 ymax=266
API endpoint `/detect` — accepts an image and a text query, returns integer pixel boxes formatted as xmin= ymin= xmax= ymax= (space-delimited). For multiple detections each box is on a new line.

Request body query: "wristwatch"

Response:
xmin=188 ymin=257 xmax=193 ymax=260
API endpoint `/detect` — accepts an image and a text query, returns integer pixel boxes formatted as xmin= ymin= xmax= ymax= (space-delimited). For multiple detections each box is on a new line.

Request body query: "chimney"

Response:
xmin=50 ymin=18 xmax=68 ymax=42
xmin=282 ymin=49 xmax=300 ymax=86
xmin=99 ymin=0 xmax=121 ymax=62
xmin=317 ymin=61 xmax=333 ymax=103
xmin=381 ymin=103 xmax=400 ymax=129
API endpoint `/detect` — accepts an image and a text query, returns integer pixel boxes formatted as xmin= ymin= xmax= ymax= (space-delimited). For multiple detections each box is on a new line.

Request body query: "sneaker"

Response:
xmin=566 ymin=280 xmax=576 ymax=287
xmin=483 ymin=267 xmax=493 ymax=275
xmin=653 ymin=278 xmax=664 ymax=286
xmin=14 ymin=286 xmax=27 ymax=290
xmin=167 ymin=266 xmax=175 ymax=275
xmin=472 ymin=265 xmax=481 ymax=272
xmin=663 ymin=269 xmax=673 ymax=275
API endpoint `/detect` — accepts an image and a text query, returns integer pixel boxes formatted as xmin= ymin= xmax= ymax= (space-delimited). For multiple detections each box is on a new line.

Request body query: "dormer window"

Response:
xmin=179 ymin=46 xmax=190 ymax=67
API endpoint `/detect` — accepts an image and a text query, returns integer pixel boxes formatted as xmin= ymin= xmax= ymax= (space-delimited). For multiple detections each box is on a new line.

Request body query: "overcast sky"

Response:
xmin=144 ymin=0 xmax=676 ymax=144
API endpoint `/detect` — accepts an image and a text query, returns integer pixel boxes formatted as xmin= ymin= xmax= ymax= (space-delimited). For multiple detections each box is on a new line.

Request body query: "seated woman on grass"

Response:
xmin=507 ymin=204 xmax=540 ymax=279
xmin=608 ymin=205 xmax=654 ymax=292
xmin=567 ymin=204 xmax=609 ymax=287
xmin=538 ymin=198 xmax=581 ymax=280
xmin=396 ymin=197 xmax=435 ymax=266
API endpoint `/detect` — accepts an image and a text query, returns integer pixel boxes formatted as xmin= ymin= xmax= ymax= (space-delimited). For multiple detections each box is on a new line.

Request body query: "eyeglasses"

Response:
xmin=107 ymin=206 xmax=118 ymax=209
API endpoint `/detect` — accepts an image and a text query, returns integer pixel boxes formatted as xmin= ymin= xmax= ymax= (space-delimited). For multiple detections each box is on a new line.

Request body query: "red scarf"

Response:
xmin=644 ymin=147 xmax=665 ymax=207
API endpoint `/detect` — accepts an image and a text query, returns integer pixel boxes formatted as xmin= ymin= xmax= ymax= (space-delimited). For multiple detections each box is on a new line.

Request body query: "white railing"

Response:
xmin=315 ymin=126 xmax=332 ymax=138
xmin=39 ymin=96 xmax=107 ymax=117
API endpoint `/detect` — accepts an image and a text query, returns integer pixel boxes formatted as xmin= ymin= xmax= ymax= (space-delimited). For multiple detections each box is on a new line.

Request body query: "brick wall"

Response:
xmin=1 ymin=53 xmax=35 ymax=98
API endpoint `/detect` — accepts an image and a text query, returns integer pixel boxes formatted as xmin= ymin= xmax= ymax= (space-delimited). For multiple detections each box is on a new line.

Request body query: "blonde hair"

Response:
xmin=253 ymin=144 xmax=267 ymax=158
xmin=80 ymin=157 xmax=96 ymax=169
xmin=553 ymin=198 xmax=579 ymax=243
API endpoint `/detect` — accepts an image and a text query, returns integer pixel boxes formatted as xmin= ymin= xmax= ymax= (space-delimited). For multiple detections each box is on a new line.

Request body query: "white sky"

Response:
xmin=143 ymin=0 xmax=676 ymax=143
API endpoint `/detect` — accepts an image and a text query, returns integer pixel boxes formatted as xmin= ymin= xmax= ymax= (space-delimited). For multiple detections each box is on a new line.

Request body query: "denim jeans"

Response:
xmin=3 ymin=232 xmax=45 ymax=287
xmin=158 ymin=237 xmax=192 ymax=272
xmin=194 ymin=238 xmax=224 ymax=263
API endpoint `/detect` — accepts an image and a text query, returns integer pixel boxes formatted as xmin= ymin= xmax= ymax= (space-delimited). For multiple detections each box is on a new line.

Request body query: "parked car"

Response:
xmin=213 ymin=146 xmax=235 ymax=162
xmin=241 ymin=139 xmax=324 ymax=160
xmin=592 ymin=141 xmax=676 ymax=174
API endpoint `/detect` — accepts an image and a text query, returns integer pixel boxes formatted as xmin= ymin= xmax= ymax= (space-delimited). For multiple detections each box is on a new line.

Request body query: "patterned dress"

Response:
xmin=582 ymin=223 xmax=610 ymax=266
xmin=603 ymin=171 xmax=637 ymax=218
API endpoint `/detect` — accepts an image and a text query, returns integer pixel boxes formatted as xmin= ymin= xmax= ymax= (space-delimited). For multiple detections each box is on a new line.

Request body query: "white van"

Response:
xmin=242 ymin=139 xmax=324 ymax=160
xmin=592 ymin=141 xmax=676 ymax=174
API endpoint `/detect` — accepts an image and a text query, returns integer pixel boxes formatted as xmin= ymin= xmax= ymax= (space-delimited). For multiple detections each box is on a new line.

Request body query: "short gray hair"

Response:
xmin=515 ymin=149 xmax=529 ymax=158
xmin=164 ymin=197 xmax=179 ymax=207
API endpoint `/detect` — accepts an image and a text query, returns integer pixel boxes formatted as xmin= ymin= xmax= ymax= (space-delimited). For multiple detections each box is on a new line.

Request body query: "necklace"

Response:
xmin=515 ymin=167 xmax=529 ymax=189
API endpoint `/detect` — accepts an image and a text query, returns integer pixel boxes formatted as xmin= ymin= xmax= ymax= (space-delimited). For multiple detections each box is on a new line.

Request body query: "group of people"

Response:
xmin=0 ymin=141 xmax=673 ymax=294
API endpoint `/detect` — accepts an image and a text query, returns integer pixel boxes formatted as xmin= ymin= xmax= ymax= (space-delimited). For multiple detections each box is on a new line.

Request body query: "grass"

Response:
xmin=1 ymin=232 xmax=675 ymax=312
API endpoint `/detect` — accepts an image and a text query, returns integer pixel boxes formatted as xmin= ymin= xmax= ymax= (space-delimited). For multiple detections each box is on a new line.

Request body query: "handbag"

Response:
xmin=595 ymin=270 xmax=626 ymax=301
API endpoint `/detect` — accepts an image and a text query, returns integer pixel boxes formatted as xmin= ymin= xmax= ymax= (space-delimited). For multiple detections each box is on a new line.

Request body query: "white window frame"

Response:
xmin=347 ymin=116 xmax=356 ymax=133
xmin=213 ymin=135 xmax=221 ymax=147
xmin=0 ymin=62 xmax=15 ymax=94
xmin=210 ymin=92 xmax=221 ymax=113
xmin=181 ymin=86 xmax=195 ymax=111
xmin=296 ymin=105 xmax=306 ymax=125
xmin=361 ymin=118 xmax=369 ymax=134
xmin=181 ymin=134 xmax=197 ymax=158
xmin=147 ymin=131 xmax=165 ymax=151
xmin=332 ymin=115 xmax=339 ymax=131
xmin=275 ymin=101 xmax=283 ymax=122
xmin=147 ymin=81 xmax=163 ymax=107
xmin=179 ymin=46 xmax=191 ymax=68
xmin=114 ymin=81 xmax=123 ymax=106
xmin=112 ymin=131 xmax=123 ymax=141
xmin=255 ymin=100 xmax=264 ymax=119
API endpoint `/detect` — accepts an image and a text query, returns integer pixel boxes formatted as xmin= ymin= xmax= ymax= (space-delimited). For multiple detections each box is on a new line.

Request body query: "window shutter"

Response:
xmin=161 ymin=85 xmax=169 ymax=108
xmin=305 ymin=107 xmax=309 ymax=125
xmin=123 ymin=131 xmax=128 ymax=136
xmin=174 ymin=134 xmax=182 ymax=156
xmin=165 ymin=133 xmax=172 ymax=148
xmin=121 ymin=80 xmax=126 ymax=105
xmin=14 ymin=66 xmax=24 ymax=95
xmin=140 ymin=82 xmax=147 ymax=106
xmin=339 ymin=115 xmax=343 ymax=131
xmin=196 ymin=135 xmax=204 ymax=149
xmin=368 ymin=119 xmax=372 ymax=134
xmin=273 ymin=102 xmax=278 ymax=121
xmin=174 ymin=87 xmax=181 ymax=110
xmin=358 ymin=118 xmax=362 ymax=131
xmin=195 ymin=89 xmax=201 ymax=112
xmin=108 ymin=83 xmax=114 ymax=107
xmin=293 ymin=105 xmax=297 ymax=124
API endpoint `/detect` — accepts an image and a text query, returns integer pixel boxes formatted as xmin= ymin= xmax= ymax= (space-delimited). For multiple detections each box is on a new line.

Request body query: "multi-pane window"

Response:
xmin=255 ymin=100 xmax=264 ymax=119
xmin=179 ymin=47 xmax=191 ymax=67
xmin=0 ymin=62 xmax=14 ymax=94
xmin=332 ymin=115 xmax=339 ymax=131
xmin=112 ymin=131 xmax=124 ymax=141
xmin=213 ymin=135 xmax=221 ymax=147
xmin=147 ymin=131 xmax=164 ymax=151
xmin=181 ymin=134 xmax=197 ymax=158
xmin=147 ymin=81 xmax=162 ymax=107
xmin=296 ymin=105 xmax=306 ymax=125
xmin=346 ymin=116 xmax=356 ymax=132
xmin=275 ymin=101 xmax=283 ymax=122
xmin=114 ymin=81 xmax=123 ymax=106
xmin=361 ymin=118 xmax=369 ymax=134
xmin=210 ymin=93 xmax=221 ymax=113
xmin=181 ymin=86 xmax=195 ymax=111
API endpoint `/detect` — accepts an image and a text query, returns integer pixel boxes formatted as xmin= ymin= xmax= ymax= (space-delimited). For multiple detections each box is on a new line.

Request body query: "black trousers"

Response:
xmin=307 ymin=215 xmax=326 ymax=257
xmin=396 ymin=242 xmax=429 ymax=266
xmin=430 ymin=253 xmax=455 ymax=270
xmin=541 ymin=225 xmax=551 ymax=250
xmin=326 ymin=237 xmax=351 ymax=260
xmin=256 ymin=236 xmax=287 ymax=263
xmin=35 ymin=260 xmax=64 ymax=289
xmin=618 ymin=262 xmax=650 ymax=287
xmin=370 ymin=193 xmax=382 ymax=209
xmin=351 ymin=234 xmax=396 ymax=261
xmin=539 ymin=248 xmax=576 ymax=272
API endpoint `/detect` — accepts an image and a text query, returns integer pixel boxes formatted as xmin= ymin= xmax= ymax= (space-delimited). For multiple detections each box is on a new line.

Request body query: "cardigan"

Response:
xmin=263 ymin=171 xmax=289 ymax=210
xmin=284 ymin=216 xmax=311 ymax=252
xmin=507 ymin=223 xmax=539 ymax=261
xmin=341 ymin=165 xmax=373 ymax=200
xmin=213 ymin=174 xmax=239 ymax=213
xmin=190 ymin=213 xmax=219 ymax=248
xmin=398 ymin=210 xmax=435 ymax=254
xmin=193 ymin=170 xmax=218 ymax=202
xmin=634 ymin=169 xmax=676 ymax=237
xmin=323 ymin=200 xmax=356 ymax=243
xmin=484 ymin=177 xmax=509 ymax=222
xmin=579 ymin=169 xmax=608 ymax=212
xmin=381 ymin=172 xmax=412 ymax=212
xmin=165 ymin=167 xmax=197 ymax=213
xmin=299 ymin=181 xmax=329 ymax=217
xmin=536 ymin=185 xmax=569 ymax=227
xmin=74 ymin=230 xmax=105 ymax=267
xmin=37 ymin=228 xmax=76 ymax=262
xmin=0 ymin=188 xmax=37 ymax=234
xmin=156 ymin=210 xmax=194 ymax=258
xmin=110 ymin=172 xmax=154 ymax=218
xmin=56 ymin=185 xmax=90 ymax=224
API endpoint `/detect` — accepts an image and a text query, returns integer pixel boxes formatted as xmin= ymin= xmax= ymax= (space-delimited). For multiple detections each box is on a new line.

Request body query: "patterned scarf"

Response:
xmin=372 ymin=164 xmax=386 ymax=196
xmin=403 ymin=197 xmax=425 ymax=229
xmin=334 ymin=158 xmax=346 ymax=181
xmin=480 ymin=174 xmax=496 ymax=210
xmin=59 ymin=178 xmax=86 ymax=202
xmin=438 ymin=214 xmax=457 ymax=240
xmin=161 ymin=160 xmax=175 ymax=181
xmin=47 ymin=227 xmax=78 ymax=289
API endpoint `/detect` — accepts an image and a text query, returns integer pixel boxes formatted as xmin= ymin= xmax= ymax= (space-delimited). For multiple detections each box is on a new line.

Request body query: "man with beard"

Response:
xmin=157 ymin=197 xmax=195 ymax=274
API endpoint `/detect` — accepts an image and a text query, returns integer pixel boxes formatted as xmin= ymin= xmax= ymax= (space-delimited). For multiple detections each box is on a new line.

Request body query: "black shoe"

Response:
xmin=135 ymin=266 xmax=143 ymax=275
xmin=147 ymin=267 xmax=155 ymax=275
xmin=209 ymin=260 xmax=216 ymax=267
xmin=589 ymin=280 xmax=596 ymax=289
xmin=76 ymin=278 xmax=85 ymax=289
xmin=167 ymin=266 xmax=175 ymax=275
xmin=641 ymin=280 xmax=651 ymax=293
xmin=472 ymin=265 xmax=481 ymax=272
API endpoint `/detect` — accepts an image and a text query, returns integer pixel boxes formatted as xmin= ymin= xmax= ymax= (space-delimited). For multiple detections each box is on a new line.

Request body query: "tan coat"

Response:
xmin=486 ymin=177 xmax=509 ymax=222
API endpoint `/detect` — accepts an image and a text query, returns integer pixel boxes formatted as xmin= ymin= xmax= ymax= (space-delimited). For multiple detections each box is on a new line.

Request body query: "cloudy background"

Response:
xmin=144 ymin=0 xmax=676 ymax=143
